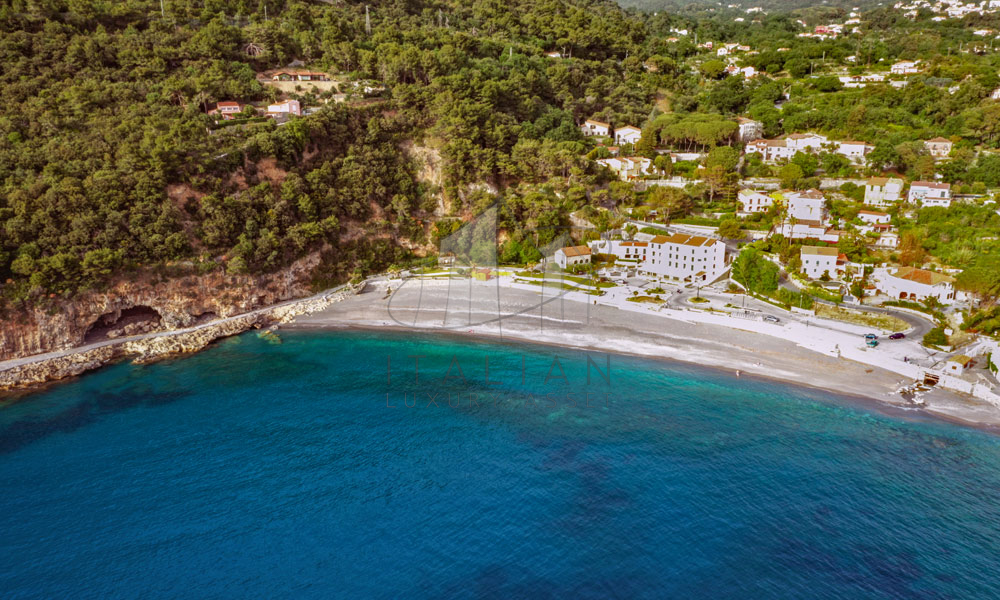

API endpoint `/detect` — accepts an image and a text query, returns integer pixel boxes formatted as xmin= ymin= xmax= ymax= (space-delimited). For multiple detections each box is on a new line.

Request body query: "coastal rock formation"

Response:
xmin=0 ymin=284 xmax=361 ymax=391
xmin=0 ymin=252 xmax=324 ymax=362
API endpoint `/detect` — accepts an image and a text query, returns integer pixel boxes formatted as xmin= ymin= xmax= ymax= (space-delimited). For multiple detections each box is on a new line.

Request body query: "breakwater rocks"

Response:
xmin=0 ymin=284 xmax=361 ymax=392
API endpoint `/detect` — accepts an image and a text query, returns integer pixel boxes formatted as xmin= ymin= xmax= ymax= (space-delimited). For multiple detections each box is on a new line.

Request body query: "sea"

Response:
xmin=1 ymin=329 xmax=1000 ymax=599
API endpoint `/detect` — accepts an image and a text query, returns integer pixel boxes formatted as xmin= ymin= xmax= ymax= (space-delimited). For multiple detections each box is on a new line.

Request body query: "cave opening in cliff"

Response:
xmin=84 ymin=306 xmax=164 ymax=344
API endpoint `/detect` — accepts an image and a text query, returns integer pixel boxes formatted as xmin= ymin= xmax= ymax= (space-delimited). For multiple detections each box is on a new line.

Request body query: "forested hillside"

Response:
xmin=0 ymin=0 xmax=658 ymax=305
xmin=4 ymin=0 xmax=1000 ymax=315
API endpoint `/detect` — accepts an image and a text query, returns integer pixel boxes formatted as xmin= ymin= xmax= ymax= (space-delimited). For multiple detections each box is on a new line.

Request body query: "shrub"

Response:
xmin=923 ymin=327 xmax=948 ymax=347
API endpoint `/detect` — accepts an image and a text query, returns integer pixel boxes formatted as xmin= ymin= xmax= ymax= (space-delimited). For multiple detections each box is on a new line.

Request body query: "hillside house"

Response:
xmin=597 ymin=157 xmax=653 ymax=180
xmin=614 ymin=126 xmax=642 ymax=146
xmin=581 ymin=119 xmax=610 ymax=137
xmin=208 ymin=101 xmax=244 ymax=120
xmin=908 ymin=181 xmax=951 ymax=207
xmin=737 ymin=189 xmax=773 ymax=214
xmin=778 ymin=190 xmax=840 ymax=242
xmin=857 ymin=210 xmax=891 ymax=225
xmin=891 ymin=60 xmax=920 ymax=75
xmin=874 ymin=266 xmax=957 ymax=304
xmin=864 ymin=177 xmax=904 ymax=207
xmin=800 ymin=246 xmax=844 ymax=279
xmin=836 ymin=141 xmax=873 ymax=164
xmin=924 ymin=137 xmax=953 ymax=158
xmin=267 ymin=70 xmax=331 ymax=82
xmin=266 ymin=99 xmax=301 ymax=117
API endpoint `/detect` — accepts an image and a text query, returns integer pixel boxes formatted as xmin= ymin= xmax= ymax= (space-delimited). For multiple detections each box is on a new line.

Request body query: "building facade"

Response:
xmin=864 ymin=177 xmax=904 ymax=207
xmin=800 ymin=246 xmax=840 ymax=279
xmin=874 ymin=266 xmax=957 ymax=304
xmin=554 ymin=246 xmax=592 ymax=269
xmin=908 ymin=181 xmax=951 ymax=207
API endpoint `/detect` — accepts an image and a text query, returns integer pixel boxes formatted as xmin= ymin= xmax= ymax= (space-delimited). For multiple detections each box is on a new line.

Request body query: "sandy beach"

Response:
xmin=287 ymin=277 xmax=1000 ymax=431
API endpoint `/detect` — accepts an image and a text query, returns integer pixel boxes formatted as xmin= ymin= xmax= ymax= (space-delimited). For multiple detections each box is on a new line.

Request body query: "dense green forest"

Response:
xmin=0 ymin=0 xmax=657 ymax=303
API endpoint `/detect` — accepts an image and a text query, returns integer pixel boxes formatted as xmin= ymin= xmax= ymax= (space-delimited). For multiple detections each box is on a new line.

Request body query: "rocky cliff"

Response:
xmin=0 ymin=283 xmax=360 ymax=391
xmin=0 ymin=252 xmax=324 ymax=362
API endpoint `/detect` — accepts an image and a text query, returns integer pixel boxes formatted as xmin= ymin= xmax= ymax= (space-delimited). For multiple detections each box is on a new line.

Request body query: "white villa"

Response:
xmin=800 ymin=246 xmax=843 ymax=279
xmin=874 ymin=266 xmax=957 ymax=304
xmin=614 ymin=126 xmax=642 ymax=146
xmin=777 ymin=189 xmax=841 ymax=242
xmin=924 ymin=137 xmax=953 ymax=159
xmin=746 ymin=133 xmax=871 ymax=164
xmin=597 ymin=156 xmax=653 ymax=180
xmin=581 ymin=119 xmax=610 ymax=137
xmin=857 ymin=209 xmax=891 ymax=225
xmin=836 ymin=140 xmax=874 ymax=164
xmin=554 ymin=245 xmax=591 ymax=269
xmin=591 ymin=234 xmax=727 ymax=283
xmin=891 ymin=60 xmax=920 ymax=75
xmin=738 ymin=189 xmax=773 ymax=214
xmin=908 ymin=181 xmax=952 ymax=207
xmin=864 ymin=177 xmax=904 ymax=207
xmin=266 ymin=99 xmax=301 ymax=117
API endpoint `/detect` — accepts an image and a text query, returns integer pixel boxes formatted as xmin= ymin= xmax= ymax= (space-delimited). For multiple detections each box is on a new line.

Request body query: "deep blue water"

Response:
xmin=2 ymin=330 xmax=1000 ymax=599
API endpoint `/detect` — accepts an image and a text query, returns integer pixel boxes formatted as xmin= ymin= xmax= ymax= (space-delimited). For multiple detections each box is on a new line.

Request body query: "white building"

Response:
xmin=908 ymin=181 xmax=952 ymax=207
xmin=924 ymin=137 xmax=953 ymax=159
xmin=786 ymin=132 xmax=828 ymax=151
xmin=554 ymin=245 xmax=591 ymax=269
xmin=864 ymin=177 xmax=904 ymax=207
xmin=581 ymin=119 xmax=610 ymax=137
xmin=614 ymin=126 xmax=642 ymax=146
xmin=786 ymin=189 xmax=827 ymax=221
xmin=875 ymin=231 xmax=899 ymax=249
xmin=857 ymin=210 xmax=891 ymax=225
xmin=738 ymin=189 xmax=773 ymax=214
xmin=891 ymin=60 xmax=920 ymax=75
xmin=746 ymin=139 xmax=795 ymax=163
xmin=777 ymin=190 xmax=840 ymax=242
xmin=745 ymin=133 xmax=829 ymax=163
xmin=839 ymin=74 xmax=885 ymax=88
xmin=736 ymin=117 xmax=763 ymax=142
xmin=874 ymin=266 xmax=957 ymax=303
xmin=597 ymin=156 xmax=653 ymax=180
xmin=800 ymin=246 xmax=841 ymax=279
xmin=592 ymin=234 xmax=727 ymax=283
xmin=266 ymin=99 xmax=301 ymax=117
xmin=835 ymin=141 xmax=873 ymax=164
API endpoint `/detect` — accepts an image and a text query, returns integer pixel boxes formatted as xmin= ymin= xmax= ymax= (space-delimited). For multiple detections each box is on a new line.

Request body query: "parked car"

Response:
xmin=764 ymin=315 xmax=780 ymax=323
xmin=889 ymin=333 xmax=906 ymax=340
xmin=867 ymin=339 xmax=879 ymax=348
xmin=864 ymin=333 xmax=878 ymax=341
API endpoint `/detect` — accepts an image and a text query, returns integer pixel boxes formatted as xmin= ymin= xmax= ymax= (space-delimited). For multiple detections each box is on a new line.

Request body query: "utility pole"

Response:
xmin=160 ymin=0 xmax=164 ymax=17
xmin=365 ymin=5 xmax=371 ymax=35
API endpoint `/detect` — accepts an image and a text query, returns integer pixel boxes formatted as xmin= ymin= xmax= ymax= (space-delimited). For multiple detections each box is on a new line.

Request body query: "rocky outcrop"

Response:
xmin=0 ymin=283 xmax=361 ymax=391
xmin=0 ymin=252 xmax=324 ymax=362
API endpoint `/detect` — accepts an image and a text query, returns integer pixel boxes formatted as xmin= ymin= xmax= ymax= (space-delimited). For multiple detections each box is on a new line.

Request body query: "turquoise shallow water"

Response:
xmin=2 ymin=330 xmax=1000 ymax=599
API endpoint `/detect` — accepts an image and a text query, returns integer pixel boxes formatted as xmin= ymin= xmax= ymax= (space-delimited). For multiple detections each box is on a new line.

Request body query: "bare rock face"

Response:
xmin=0 ymin=282 xmax=361 ymax=391
xmin=0 ymin=252 xmax=323 ymax=362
